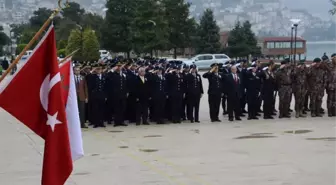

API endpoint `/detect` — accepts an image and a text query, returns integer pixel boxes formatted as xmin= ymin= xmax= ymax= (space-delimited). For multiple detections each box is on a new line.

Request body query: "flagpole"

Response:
xmin=0 ymin=0 xmax=68 ymax=84
xmin=58 ymin=49 xmax=80 ymax=65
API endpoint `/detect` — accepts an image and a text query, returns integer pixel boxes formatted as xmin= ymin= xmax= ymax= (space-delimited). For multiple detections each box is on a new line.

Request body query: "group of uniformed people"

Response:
xmin=75 ymin=58 xmax=204 ymax=128
xmin=73 ymin=53 xmax=336 ymax=128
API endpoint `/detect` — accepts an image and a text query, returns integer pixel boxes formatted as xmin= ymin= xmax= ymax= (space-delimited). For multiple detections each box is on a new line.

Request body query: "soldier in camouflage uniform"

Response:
xmin=292 ymin=60 xmax=308 ymax=118
xmin=325 ymin=53 xmax=336 ymax=117
xmin=275 ymin=60 xmax=293 ymax=118
xmin=307 ymin=58 xmax=326 ymax=117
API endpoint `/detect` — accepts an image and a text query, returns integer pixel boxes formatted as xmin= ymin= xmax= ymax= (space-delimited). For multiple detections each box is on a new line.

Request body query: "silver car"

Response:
xmin=183 ymin=54 xmax=231 ymax=69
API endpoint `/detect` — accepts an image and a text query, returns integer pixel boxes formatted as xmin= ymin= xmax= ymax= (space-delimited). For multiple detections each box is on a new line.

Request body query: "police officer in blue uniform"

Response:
xmin=166 ymin=64 xmax=185 ymax=123
xmin=186 ymin=64 xmax=203 ymax=123
xmin=150 ymin=66 xmax=168 ymax=124
xmin=203 ymin=63 xmax=223 ymax=122
xmin=90 ymin=64 xmax=107 ymax=128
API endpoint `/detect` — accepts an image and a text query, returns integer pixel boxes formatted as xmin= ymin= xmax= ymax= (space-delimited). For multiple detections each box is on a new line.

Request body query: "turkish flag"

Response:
xmin=0 ymin=26 xmax=73 ymax=185
xmin=59 ymin=58 xmax=84 ymax=161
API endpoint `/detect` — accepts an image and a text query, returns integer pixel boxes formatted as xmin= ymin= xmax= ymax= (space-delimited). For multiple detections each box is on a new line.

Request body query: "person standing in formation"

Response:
xmin=325 ymin=53 xmax=336 ymax=117
xmin=292 ymin=60 xmax=308 ymax=118
xmin=276 ymin=59 xmax=293 ymax=118
xmin=203 ymin=63 xmax=223 ymax=122
xmin=90 ymin=64 xmax=107 ymax=128
xmin=134 ymin=67 xmax=150 ymax=126
xmin=259 ymin=61 xmax=276 ymax=119
xmin=150 ymin=67 xmax=167 ymax=124
xmin=307 ymin=58 xmax=326 ymax=117
xmin=225 ymin=66 xmax=242 ymax=121
xmin=186 ymin=64 xmax=203 ymax=123
xmin=74 ymin=66 xmax=89 ymax=128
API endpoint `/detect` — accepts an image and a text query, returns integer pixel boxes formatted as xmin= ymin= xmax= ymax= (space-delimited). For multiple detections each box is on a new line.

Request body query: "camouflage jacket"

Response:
xmin=292 ymin=66 xmax=308 ymax=92
xmin=275 ymin=65 xmax=293 ymax=88
xmin=307 ymin=66 xmax=326 ymax=92
xmin=325 ymin=63 xmax=336 ymax=91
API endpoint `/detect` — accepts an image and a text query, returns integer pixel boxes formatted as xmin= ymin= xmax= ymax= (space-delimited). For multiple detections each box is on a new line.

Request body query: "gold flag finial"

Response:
xmin=58 ymin=0 xmax=70 ymax=9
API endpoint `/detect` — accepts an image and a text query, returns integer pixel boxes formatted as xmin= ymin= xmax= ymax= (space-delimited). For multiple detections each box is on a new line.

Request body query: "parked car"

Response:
xmin=183 ymin=54 xmax=231 ymax=69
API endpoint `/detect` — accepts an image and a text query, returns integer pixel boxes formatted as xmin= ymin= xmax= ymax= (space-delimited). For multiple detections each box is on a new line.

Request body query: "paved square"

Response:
xmin=0 ymin=76 xmax=335 ymax=185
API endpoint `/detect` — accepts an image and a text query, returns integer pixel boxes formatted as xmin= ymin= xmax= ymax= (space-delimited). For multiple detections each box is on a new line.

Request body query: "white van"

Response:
xmin=99 ymin=50 xmax=111 ymax=59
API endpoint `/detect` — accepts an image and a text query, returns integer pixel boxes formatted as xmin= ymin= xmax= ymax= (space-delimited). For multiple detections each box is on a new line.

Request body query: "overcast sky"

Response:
xmin=283 ymin=0 xmax=333 ymax=19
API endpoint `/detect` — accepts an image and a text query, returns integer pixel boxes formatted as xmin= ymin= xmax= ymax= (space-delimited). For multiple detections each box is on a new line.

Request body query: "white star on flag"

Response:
xmin=47 ymin=112 xmax=62 ymax=132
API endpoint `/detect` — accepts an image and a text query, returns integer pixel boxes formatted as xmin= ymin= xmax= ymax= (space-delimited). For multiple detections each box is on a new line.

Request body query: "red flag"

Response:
xmin=0 ymin=26 xmax=73 ymax=185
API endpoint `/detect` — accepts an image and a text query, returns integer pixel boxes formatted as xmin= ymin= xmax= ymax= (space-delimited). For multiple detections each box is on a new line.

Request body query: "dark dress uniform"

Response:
xmin=202 ymin=72 xmax=222 ymax=122
xmin=166 ymin=71 xmax=185 ymax=123
xmin=85 ymin=72 xmax=95 ymax=124
xmin=107 ymin=71 xmax=128 ymax=126
xmin=134 ymin=75 xmax=150 ymax=125
xmin=125 ymin=69 xmax=137 ymax=123
xmin=239 ymin=67 xmax=248 ymax=114
xmin=221 ymin=67 xmax=230 ymax=115
xmin=186 ymin=72 xmax=203 ymax=122
xmin=259 ymin=68 xmax=276 ymax=119
xmin=181 ymin=71 xmax=189 ymax=120
xmin=150 ymin=74 xmax=167 ymax=124
xmin=246 ymin=71 xmax=261 ymax=119
xmin=90 ymin=73 xmax=107 ymax=128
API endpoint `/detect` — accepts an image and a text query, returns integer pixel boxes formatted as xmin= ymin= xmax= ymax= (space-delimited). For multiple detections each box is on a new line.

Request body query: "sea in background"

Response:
xmin=306 ymin=41 xmax=336 ymax=60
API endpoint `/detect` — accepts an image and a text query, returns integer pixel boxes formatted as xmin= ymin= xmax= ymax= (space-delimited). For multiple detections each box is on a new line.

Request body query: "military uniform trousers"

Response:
xmin=310 ymin=86 xmax=324 ymax=116
xmin=106 ymin=97 xmax=114 ymax=124
xmin=262 ymin=91 xmax=274 ymax=118
xmin=327 ymin=90 xmax=336 ymax=116
xmin=136 ymin=99 xmax=149 ymax=124
xmin=112 ymin=95 xmax=127 ymax=125
xmin=126 ymin=93 xmax=137 ymax=123
xmin=240 ymin=89 xmax=247 ymax=112
xmin=278 ymin=85 xmax=292 ymax=117
xmin=91 ymin=93 xmax=105 ymax=127
xmin=181 ymin=96 xmax=188 ymax=120
xmin=293 ymin=87 xmax=307 ymax=112
xmin=221 ymin=93 xmax=228 ymax=114
xmin=152 ymin=94 xmax=166 ymax=124
xmin=208 ymin=93 xmax=221 ymax=121
xmin=187 ymin=93 xmax=201 ymax=122
xmin=247 ymin=92 xmax=258 ymax=118
xmin=170 ymin=93 xmax=183 ymax=123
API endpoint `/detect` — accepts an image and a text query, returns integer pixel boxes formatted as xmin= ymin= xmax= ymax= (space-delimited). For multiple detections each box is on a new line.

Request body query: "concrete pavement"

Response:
xmin=0 ymin=74 xmax=335 ymax=185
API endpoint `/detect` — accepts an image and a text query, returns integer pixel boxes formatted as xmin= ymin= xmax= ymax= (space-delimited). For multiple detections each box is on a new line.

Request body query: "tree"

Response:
xmin=62 ymin=2 xmax=85 ymax=24
xmin=30 ymin=8 xmax=55 ymax=28
xmin=330 ymin=0 xmax=336 ymax=15
xmin=0 ymin=26 xmax=10 ymax=46
xmin=131 ymin=0 xmax=169 ymax=56
xmin=101 ymin=0 xmax=137 ymax=57
xmin=227 ymin=21 xmax=261 ymax=58
xmin=81 ymin=13 xmax=104 ymax=44
xmin=196 ymin=9 xmax=221 ymax=54
xmin=162 ymin=0 xmax=194 ymax=58
xmin=82 ymin=29 xmax=100 ymax=62
xmin=66 ymin=29 xmax=83 ymax=61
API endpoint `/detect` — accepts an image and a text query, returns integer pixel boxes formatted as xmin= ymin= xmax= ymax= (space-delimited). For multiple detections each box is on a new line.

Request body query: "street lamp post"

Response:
xmin=290 ymin=19 xmax=301 ymax=64
xmin=290 ymin=26 xmax=294 ymax=62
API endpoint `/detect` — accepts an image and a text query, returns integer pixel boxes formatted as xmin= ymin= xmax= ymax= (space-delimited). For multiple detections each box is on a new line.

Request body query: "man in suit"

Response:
xmin=74 ymin=66 xmax=89 ymax=128
xmin=203 ymin=63 xmax=223 ymax=122
xmin=134 ymin=67 xmax=150 ymax=125
xmin=186 ymin=64 xmax=203 ymax=123
xmin=225 ymin=66 xmax=242 ymax=121
xmin=90 ymin=64 xmax=107 ymax=128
